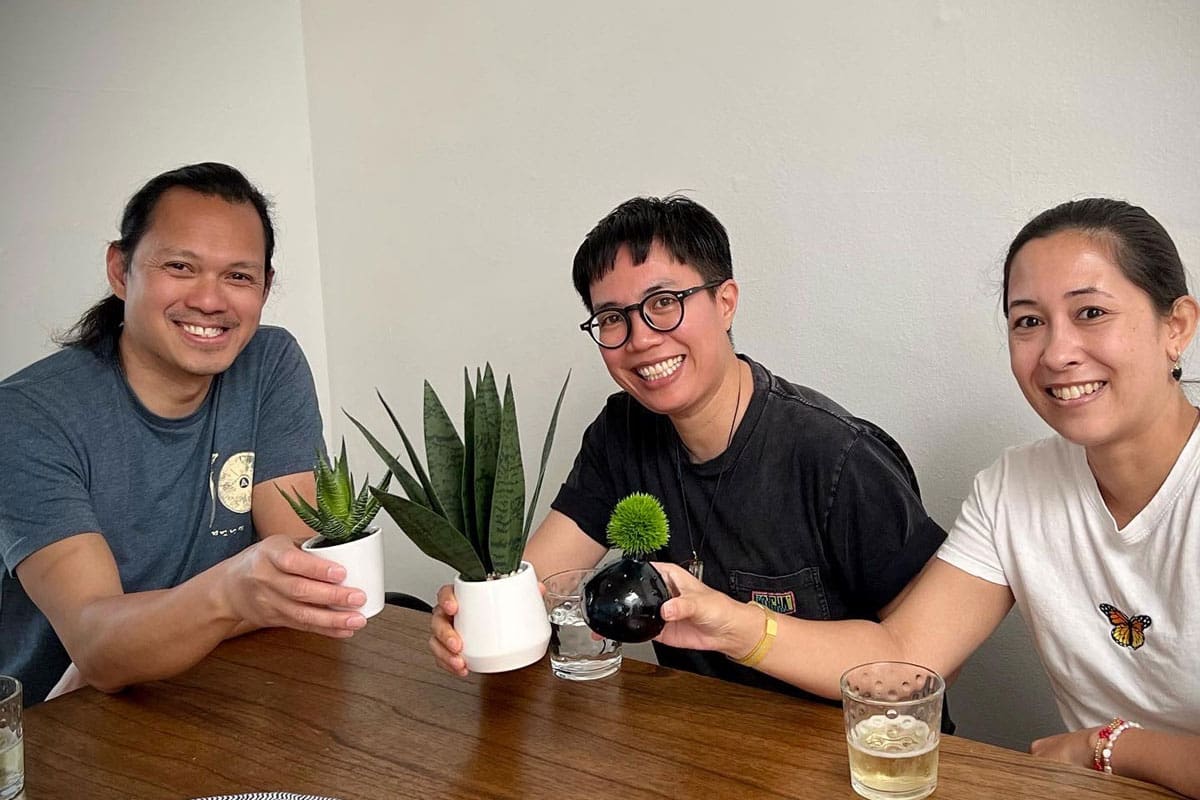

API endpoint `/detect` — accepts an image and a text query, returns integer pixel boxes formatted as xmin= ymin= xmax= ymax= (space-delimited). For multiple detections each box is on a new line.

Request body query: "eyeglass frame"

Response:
xmin=578 ymin=278 xmax=728 ymax=349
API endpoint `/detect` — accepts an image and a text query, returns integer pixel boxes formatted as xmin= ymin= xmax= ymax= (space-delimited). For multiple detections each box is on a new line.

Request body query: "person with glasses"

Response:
xmin=430 ymin=195 xmax=947 ymax=706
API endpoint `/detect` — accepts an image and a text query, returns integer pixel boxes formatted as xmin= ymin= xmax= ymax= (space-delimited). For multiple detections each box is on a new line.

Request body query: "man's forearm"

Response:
xmin=67 ymin=566 xmax=242 ymax=693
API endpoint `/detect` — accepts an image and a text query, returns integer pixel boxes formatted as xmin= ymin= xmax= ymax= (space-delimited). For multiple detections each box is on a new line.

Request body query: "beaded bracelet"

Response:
xmin=732 ymin=601 xmax=777 ymax=667
xmin=1092 ymin=717 xmax=1142 ymax=774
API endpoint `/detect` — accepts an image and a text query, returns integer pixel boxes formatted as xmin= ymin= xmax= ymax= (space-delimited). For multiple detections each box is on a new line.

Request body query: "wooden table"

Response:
xmin=22 ymin=607 xmax=1179 ymax=799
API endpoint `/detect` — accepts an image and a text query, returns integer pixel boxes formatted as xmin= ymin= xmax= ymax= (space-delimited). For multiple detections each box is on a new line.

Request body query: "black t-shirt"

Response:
xmin=551 ymin=355 xmax=946 ymax=700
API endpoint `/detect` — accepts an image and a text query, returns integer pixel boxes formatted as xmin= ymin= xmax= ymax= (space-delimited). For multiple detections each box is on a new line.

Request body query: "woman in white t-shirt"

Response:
xmin=654 ymin=198 xmax=1200 ymax=798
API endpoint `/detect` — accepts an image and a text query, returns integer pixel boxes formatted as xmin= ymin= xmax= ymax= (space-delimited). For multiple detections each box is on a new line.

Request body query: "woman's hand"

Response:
xmin=1030 ymin=727 xmax=1099 ymax=769
xmin=653 ymin=562 xmax=765 ymax=659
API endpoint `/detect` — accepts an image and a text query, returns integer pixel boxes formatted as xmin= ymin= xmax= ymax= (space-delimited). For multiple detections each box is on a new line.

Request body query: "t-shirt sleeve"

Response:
xmin=251 ymin=331 xmax=325 ymax=484
xmin=550 ymin=411 xmax=619 ymax=548
xmin=0 ymin=389 xmax=101 ymax=574
xmin=824 ymin=430 xmax=947 ymax=613
xmin=936 ymin=463 xmax=1009 ymax=586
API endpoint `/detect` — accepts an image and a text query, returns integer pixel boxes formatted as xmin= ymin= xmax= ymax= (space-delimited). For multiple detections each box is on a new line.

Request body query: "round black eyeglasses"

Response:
xmin=579 ymin=280 xmax=726 ymax=349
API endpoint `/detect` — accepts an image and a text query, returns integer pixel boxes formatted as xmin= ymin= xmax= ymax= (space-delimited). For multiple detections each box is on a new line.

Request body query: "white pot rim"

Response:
xmin=456 ymin=559 xmax=532 ymax=583
xmin=301 ymin=525 xmax=381 ymax=551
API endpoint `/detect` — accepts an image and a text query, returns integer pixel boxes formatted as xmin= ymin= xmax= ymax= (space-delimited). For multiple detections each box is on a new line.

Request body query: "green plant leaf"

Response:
xmin=460 ymin=368 xmax=479 ymax=557
xmin=524 ymin=370 xmax=570 ymax=536
xmin=325 ymin=440 xmax=354 ymax=520
xmin=377 ymin=390 xmax=448 ymax=520
xmin=372 ymin=488 xmax=487 ymax=581
xmin=276 ymin=484 xmax=322 ymax=533
xmin=488 ymin=376 xmax=526 ymax=575
xmin=423 ymin=380 xmax=465 ymax=534
xmin=346 ymin=408 xmax=429 ymax=510
xmin=473 ymin=364 xmax=501 ymax=572
xmin=350 ymin=472 xmax=390 ymax=534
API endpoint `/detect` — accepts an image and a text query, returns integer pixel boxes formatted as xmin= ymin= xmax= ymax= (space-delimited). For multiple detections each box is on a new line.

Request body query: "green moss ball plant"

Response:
xmin=583 ymin=493 xmax=673 ymax=643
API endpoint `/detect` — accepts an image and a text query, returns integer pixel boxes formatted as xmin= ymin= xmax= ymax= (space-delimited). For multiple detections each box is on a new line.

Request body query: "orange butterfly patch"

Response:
xmin=1098 ymin=603 xmax=1152 ymax=650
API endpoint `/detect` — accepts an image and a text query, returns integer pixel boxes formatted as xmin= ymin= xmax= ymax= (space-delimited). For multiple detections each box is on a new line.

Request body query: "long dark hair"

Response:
xmin=57 ymin=162 xmax=275 ymax=351
xmin=1002 ymin=198 xmax=1189 ymax=316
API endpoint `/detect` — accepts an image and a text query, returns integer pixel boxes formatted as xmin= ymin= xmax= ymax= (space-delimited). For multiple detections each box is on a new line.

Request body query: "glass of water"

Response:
xmin=543 ymin=569 xmax=622 ymax=680
xmin=0 ymin=676 xmax=21 ymax=800
xmin=840 ymin=661 xmax=944 ymax=800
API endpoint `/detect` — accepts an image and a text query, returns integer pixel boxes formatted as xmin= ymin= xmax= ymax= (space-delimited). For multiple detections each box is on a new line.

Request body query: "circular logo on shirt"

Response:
xmin=218 ymin=451 xmax=256 ymax=513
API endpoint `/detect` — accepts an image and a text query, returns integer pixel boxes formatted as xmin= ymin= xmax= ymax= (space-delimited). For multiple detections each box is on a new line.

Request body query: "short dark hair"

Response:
xmin=571 ymin=195 xmax=733 ymax=310
xmin=1003 ymin=198 xmax=1189 ymax=316
xmin=57 ymin=162 xmax=276 ymax=351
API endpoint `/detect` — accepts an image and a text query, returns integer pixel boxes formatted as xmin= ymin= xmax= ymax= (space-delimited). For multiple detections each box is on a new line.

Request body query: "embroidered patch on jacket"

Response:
xmin=1098 ymin=603 xmax=1152 ymax=650
xmin=750 ymin=590 xmax=796 ymax=615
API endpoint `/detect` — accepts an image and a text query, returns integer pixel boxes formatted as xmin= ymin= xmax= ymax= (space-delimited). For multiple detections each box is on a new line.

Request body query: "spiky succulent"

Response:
xmin=278 ymin=439 xmax=391 ymax=544
xmin=349 ymin=365 xmax=569 ymax=581
xmin=606 ymin=493 xmax=669 ymax=557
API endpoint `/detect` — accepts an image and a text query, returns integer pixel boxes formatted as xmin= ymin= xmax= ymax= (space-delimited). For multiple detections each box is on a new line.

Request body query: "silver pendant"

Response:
xmin=684 ymin=558 xmax=704 ymax=581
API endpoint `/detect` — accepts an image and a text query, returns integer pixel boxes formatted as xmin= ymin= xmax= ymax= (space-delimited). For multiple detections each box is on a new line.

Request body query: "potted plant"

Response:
xmin=278 ymin=440 xmax=391 ymax=617
xmin=349 ymin=364 xmax=570 ymax=673
xmin=584 ymin=493 xmax=672 ymax=642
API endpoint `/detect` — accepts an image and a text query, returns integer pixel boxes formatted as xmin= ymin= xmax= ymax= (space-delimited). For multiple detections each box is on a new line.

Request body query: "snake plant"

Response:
xmin=278 ymin=439 xmax=391 ymax=545
xmin=349 ymin=365 xmax=569 ymax=581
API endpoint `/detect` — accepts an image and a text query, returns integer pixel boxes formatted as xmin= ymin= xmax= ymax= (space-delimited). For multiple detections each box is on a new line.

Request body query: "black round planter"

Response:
xmin=583 ymin=556 xmax=670 ymax=643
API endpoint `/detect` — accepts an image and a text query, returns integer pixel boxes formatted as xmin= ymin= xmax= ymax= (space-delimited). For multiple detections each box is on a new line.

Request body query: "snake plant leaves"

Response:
xmin=524 ymin=371 xmax=571 ymax=536
xmin=423 ymin=380 xmax=465 ymax=534
xmin=460 ymin=369 xmax=480 ymax=556
xmin=355 ymin=366 xmax=569 ymax=580
xmin=377 ymin=390 xmax=449 ymax=521
xmin=473 ymin=365 xmax=501 ymax=553
xmin=488 ymin=378 xmax=526 ymax=575
xmin=345 ymin=409 xmax=429 ymax=510
xmin=371 ymin=490 xmax=487 ymax=581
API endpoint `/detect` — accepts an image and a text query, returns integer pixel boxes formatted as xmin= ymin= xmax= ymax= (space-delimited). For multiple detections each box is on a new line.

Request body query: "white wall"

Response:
xmin=0 ymin=0 xmax=331 ymax=420
xmin=301 ymin=0 xmax=1200 ymax=750
xmin=5 ymin=0 xmax=1199 ymax=754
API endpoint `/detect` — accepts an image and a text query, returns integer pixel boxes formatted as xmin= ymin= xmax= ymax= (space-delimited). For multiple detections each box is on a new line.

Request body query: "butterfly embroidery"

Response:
xmin=1098 ymin=603 xmax=1152 ymax=650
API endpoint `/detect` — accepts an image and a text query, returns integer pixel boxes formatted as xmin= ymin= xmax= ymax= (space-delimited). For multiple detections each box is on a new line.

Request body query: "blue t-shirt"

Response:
xmin=0 ymin=325 xmax=323 ymax=704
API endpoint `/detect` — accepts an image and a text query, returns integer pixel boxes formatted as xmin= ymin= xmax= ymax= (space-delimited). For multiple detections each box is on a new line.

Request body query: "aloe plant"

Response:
xmin=278 ymin=439 xmax=391 ymax=545
xmin=349 ymin=365 xmax=570 ymax=581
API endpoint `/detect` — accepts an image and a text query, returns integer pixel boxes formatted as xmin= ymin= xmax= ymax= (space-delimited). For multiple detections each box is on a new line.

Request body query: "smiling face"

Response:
xmin=107 ymin=187 xmax=270 ymax=414
xmin=589 ymin=240 xmax=738 ymax=419
xmin=1006 ymin=229 xmax=1186 ymax=448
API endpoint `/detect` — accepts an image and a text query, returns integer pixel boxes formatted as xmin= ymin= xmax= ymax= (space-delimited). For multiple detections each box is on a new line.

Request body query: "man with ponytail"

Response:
xmin=0 ymin=163 xmax=366 ymax=706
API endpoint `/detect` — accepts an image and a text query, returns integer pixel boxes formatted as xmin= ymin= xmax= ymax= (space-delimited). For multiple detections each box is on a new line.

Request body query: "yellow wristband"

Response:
xmin=732 ymin=601 xmax=777 ymax=667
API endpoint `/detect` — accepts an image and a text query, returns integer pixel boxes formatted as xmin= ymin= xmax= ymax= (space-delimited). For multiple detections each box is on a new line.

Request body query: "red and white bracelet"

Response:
xmin=1092 ymin=717 xmax=1142 ymax=774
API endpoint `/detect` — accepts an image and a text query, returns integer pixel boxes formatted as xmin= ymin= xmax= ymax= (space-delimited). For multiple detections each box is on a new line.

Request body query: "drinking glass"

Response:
xmin=841 ymin=661 xmax=944 ymax=800
xmin=0 ymin=676 xmax=22 ymax=800
xmin=543 ymin=569 xmax=622 ymax=680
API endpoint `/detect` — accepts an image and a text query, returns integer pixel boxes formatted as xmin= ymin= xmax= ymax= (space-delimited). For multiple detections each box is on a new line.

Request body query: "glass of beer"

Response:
xmin=840 ymin=661 xmax=944 ymax=800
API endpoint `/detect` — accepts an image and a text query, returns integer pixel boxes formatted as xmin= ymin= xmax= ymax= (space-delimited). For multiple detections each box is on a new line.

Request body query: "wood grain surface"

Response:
xmin=21 ymin=606 xmax=1181 ymax=799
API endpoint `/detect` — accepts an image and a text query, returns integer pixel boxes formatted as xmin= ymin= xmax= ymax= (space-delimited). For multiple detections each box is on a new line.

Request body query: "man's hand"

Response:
xmin=220 ymin=534 xmax=366 ymax=637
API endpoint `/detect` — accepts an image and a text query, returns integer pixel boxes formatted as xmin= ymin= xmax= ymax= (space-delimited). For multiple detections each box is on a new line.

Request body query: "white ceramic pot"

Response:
xmin=301 ymin=527 xmax=385 ymax=618
xmin=453 ymin=561 xmax=551 ymax=673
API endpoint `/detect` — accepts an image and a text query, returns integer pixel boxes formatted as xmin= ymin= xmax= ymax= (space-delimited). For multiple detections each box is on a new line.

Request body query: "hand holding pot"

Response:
xmin=431 ymin=583 xmax=467 ymax=677
xmin=655 ymin=562 xmax=765 ymax=659
xmin=221 ymin=534 xmax=367 ymax=637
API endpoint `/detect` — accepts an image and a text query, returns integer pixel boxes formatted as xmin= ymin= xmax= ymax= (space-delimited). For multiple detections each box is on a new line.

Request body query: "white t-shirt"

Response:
xmin=938 ymin=430 xmax=1200 ymax=735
